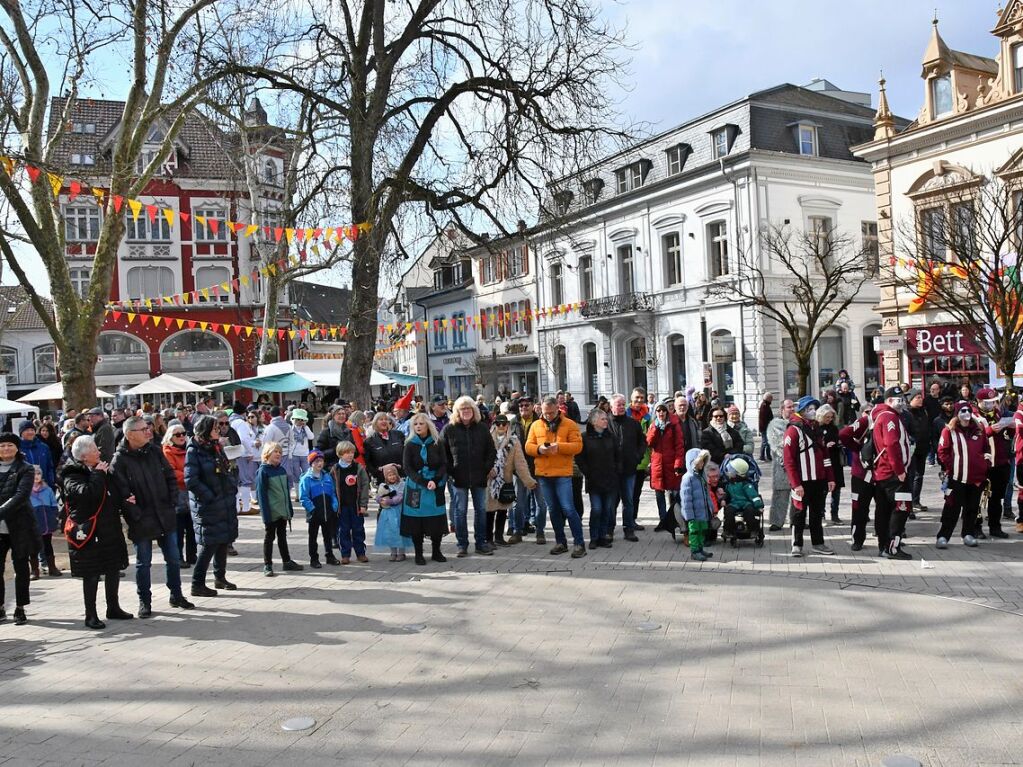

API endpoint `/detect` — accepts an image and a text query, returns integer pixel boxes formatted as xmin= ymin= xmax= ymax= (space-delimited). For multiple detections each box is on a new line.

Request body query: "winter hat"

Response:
xmin=729 ymin=458 xmax=749 ymax=477
xmin=17 ymin=420 xmax=35 ymax=436
xmin=955 ymin=400 xmax=974 ymax=414
xmin=308 ymin=449 xmax=325 ymax=464
xmin=0 ymin=432 xmax=22 ymax=448
xmin=796 ymin=396 xmax=820 ymax=413
xmin=976 ymin=387 xmax=998 ymax=401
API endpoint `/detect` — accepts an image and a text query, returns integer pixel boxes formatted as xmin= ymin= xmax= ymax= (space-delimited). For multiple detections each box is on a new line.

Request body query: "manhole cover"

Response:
xmin=281 ymin=717 xmax=315 ymax=732
xmin=635 ymin=621 xmax=661 ymax=633
xmin=880 ymin=756 xmax=922 ymax=767
xmin=402 ymin=623 xmax=427 ymax=633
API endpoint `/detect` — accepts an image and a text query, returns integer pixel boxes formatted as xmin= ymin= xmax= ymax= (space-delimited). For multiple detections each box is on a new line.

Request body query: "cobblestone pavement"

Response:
xmin=2 ymin=463 xmax=1022 ymax=767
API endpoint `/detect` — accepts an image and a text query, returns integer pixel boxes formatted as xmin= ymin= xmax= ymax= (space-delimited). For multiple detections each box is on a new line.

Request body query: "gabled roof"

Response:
xmin=0 ymin=286 xmax=53 ymax=332
xmin=288 ymin=281 xmax=351 ymax=326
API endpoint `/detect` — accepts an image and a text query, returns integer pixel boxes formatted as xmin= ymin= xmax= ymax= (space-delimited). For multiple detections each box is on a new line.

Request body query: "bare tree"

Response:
xmin=223 ymin=0 xmax=630 ymax=405
xmin=891 ymin=171 xmax=1023 ymax=388
xmin=0 ymin=0 xmax=270 ymax=408
xmin=710 ymin=223 xmax=869 ymax=397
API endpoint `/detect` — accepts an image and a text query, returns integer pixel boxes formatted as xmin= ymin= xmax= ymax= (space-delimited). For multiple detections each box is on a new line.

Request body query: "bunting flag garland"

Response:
xmin=0 ymin=153 xmax=372 ymax=243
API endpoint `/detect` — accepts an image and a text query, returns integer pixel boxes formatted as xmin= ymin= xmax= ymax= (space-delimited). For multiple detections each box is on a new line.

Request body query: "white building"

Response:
xmin=854 ymin=10 xmax=1023 ymax=389
xmin=0 ymin=287 xmax=57 ymax=400
xmin=533 ymin=80 xmax=889 ymax=414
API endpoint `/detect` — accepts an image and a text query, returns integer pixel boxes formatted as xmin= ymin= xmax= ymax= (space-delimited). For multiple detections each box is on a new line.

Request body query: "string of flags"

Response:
xmin=375 ymin=302 xmax=587 ymax=337
xmin=0 ymin=154 xmax=372 ymax=245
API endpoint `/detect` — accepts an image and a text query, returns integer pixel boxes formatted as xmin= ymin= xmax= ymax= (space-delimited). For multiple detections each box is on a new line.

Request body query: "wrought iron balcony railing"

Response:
xmin=580 ymin=291 xmax=654 ymax=318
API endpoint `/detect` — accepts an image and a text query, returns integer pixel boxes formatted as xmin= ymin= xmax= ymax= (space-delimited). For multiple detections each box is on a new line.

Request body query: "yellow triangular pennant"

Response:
xmin=128 ymin=199 xmax=143 ymax=221
xmin=163 ymin=208 xmax=175 ymax=228
xmin=176 ymin=318 xmax=185 ymax=328
xmin=47 ymin=172 xmax=63 ymax=198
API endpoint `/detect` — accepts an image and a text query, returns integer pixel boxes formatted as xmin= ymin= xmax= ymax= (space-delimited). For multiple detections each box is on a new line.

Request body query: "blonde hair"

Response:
xmin=406 ymin=413 xmax=439 ymax=442
xmin=336 ymin=440 xmax=356 ymax=458
xmin=371 ymin=412 xmax=394 ymax=432
xmin=261 ymin=441 xmax=282 ymax=462
xmin=451 ymin=395 xmax=481 ymax=424
xmin=815 ymin=403 xmax=836 ymax=424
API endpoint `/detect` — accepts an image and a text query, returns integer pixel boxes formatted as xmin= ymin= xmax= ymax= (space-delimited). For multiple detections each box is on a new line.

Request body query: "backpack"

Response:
xmin=860 ymin=414 xmax=878 ymax=470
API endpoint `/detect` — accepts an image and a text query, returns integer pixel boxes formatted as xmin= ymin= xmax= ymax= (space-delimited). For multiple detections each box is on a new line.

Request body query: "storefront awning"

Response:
xmin=208 ymin=372 xmax=316 ymax=394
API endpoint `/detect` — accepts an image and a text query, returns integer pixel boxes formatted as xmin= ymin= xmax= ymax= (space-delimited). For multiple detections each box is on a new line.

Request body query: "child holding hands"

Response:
xmin=331 ymin=441 xmax=370 ymax=564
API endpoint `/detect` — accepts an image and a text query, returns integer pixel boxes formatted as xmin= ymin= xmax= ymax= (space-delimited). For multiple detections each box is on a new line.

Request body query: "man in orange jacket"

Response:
xmin=525 ymin=396 xmax=586 ymax=558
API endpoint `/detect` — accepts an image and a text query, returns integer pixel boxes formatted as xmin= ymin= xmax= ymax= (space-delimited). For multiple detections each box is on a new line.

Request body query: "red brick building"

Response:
xmin=50 ymin=97 xmax=294 ymax=392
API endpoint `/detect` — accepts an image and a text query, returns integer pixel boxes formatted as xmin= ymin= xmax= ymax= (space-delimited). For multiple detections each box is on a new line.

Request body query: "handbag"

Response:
xmin=497 ymin=481 xmax=516 ymax=505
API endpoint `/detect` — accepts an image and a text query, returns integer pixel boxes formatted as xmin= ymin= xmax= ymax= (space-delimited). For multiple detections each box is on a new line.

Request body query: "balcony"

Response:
xmin=580 ymin=291 xmax=654 ymax=318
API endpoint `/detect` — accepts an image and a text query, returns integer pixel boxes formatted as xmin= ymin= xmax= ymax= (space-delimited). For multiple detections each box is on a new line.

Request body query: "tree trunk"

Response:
xmin=259 ymin=267 xmax=282 ymax=365
xmin=338 ymin=229 xmax=382 ymax=407
xmin=796 ymin=360 xmax=812 ymax=398
xmin=58 ymin=322 xmax=101 ymax=411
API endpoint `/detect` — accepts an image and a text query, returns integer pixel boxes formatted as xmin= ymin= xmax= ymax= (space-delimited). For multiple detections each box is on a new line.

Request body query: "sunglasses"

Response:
xmin=712 ymin=414 xmax=726 ymax=420
xmin=217 ymin=421 xmax=229 ymax=426
xmin=172 ymin=432 xmax=186 ymax=438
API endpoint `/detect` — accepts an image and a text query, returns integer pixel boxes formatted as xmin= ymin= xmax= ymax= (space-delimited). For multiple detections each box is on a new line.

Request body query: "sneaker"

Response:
xmin=475 ymin=545 xmax=493 ymax=556
xmin=137 ymin=602 xmax=152 ymax=619
xmin=169 ymin=595 xmax=195 ymax=610
xmin=811 ymin=543 xmax=835 ymax=555
xmin=456 ymin=548 xmax=467 ymax=558
xmin=830 ymin=518 xmax=844 ymax=526
xmin=850 ymin=541 xmax=863 ymax=552
xmin=213 ymin=579 xmax=237 ymax=591
xmin=283 ymin=560 xmax=304 ymax=571
xmin=624 ymin=532 xmax=639 ymax=542
xmin=227 ymin=546 xmax=238 ymax=556
xmin=912 ymin=504 xmax=925 ymax=514
xmin=790 ymin=545 xmax=803 ymax=558
xmin=191 ymin=584 xmax=217 ymax=597
xmin=263 ymin=565 xmax=275 ymax=577
xmin=700 ymin=549 xmax=714 ymax=558
xmin=524 ymin=524 xmax=536 ymax=534
xmin=1003 ymin=509 xmax=1015 ymax=521
xmin=13 ymin=607 xmax=27 ymax=625
xmin=936 ymin=537 xmax=948 ymax=549
xmin=963 ymin=535 xmax=978 ymax=547
xmin=588 ymin=541 xmax=600 ymax=550
xmin=691 ymin=550 xmax=708 ymax=562
xmin=535 ymin=533 xmax=547 ymax=545
xmin=989 ymin=529 xmax=1009 ymax=539
xmin=885 ymin=548 xmax=913 ymax=560
xmin=570 ymin=545 xmax=587 ymax=558
xmin=549 ymin=543 xmax=569 ymax=555
xmin=309 ymin=559 xmax=323 ymax=569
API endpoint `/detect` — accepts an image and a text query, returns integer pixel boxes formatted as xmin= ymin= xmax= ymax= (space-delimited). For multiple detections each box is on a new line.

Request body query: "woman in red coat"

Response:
xmin=646 ymin=402 xmax=685 ymax=523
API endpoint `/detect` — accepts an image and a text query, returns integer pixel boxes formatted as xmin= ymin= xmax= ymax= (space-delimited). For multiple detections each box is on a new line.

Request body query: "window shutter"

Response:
xmin=498 ymin=306 xmax=505 ymax=338
xmin=479 ymin=258 xmax=485 ymax=284
xmin=522 ymin=245 xmax=529 ymax=275
xmin=525 ymin=299 xmax=532 ymax=333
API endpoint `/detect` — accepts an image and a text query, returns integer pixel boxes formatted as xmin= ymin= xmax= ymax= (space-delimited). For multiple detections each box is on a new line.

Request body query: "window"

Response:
xmin=708 ymin=221 xmax=729 ymax=278
xmin=666 ymin=144 xmax=692 ymax=175
xmin=136 ymin=147 xmax=175 ymax=174
xmin=1015 ymin=44 xmax=1023 ymax=94
xmin=920 ymin=206 xmax=946 ymax=259
xmin=70 ymin=153 xmax=95 ymax=166
xmin=33 ymin=345 xmax=57 ymax=383
xmin=931 ymin=74 xmax=953 ymax=118
xmin=69 ymin=267 xmax=91 ymax=298
xmin=126 ymin=266 xmax=174 ymax=300
xmin=579 ymin=255 xmax=593 ymax=301
xmin=951 ymin=202 xmax=978 ymax=261
xmin=615 ymin=160 xmax=648 ymax=194
xmin=126 ymin=211 xmax=171 ymax=241
xmin=510 ymin=301 xmax=527 ymax=336
xmin=195 ymin=265 xmax=231 ymax=303
xmin=434 ymin=315 xmax=447 ymax=350
xmin=263 ymin=159 xmax=278 ymax=185
xmin=193 ymin=208 xmax=227 ymax=241
xmin=0 ymin=346 xmax=18 ymax=385
xmin=663 ymin=232 xmax=682 ymax=286
xmin=64 ymin=205 xmax=101 ymax=241
xmin=713 ymin=129 xmax=729 ymax=159
xmin=817 ymin=329 xmax=844 ymax=391
xmin=505 ymin=245 xmax=527 ymax=278
xmin=71 ymin=122 xmax=96 ymax=134
xmin=798 ymin=125 xmax=818 ymax=156
xmin=583 ymin=343 xmax=598 ymax=403
xmin=485 ymin=308 xmax=499 ymax=341
xmin=553 ymin=191 xmax=573 ymax=216
xmin=862 ymin=324 xmax=881 ymax=393
xmin=481 ymin=252 xmax=498 ymax=284
xmin=669 ymin=335 xmax=686 ymax=391
xmin=859 ymin=220 xmax=879 ymax=273
xmin=553 ymin=345 xmax=567 ymax=392
xmin=808 ymin=215 xmax=833 ymax=261
xmin=618 ymin=244 xmax=635 ymax=294
xmin=550 ymin=263 xmax=564 ymax=306
xmin=451 ymin=312 xmax=467 ymax=349
xmin=583 ymin=178 xmax=604 ymax=203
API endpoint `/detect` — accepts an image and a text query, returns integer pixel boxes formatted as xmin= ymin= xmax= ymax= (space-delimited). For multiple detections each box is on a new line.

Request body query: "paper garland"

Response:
xmin=0 ymin=154 xmax=372 ymax=245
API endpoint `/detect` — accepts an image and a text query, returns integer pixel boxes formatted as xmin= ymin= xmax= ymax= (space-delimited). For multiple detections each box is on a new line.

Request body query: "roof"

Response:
xmin=0 ymin=286 xmax=53 ymax=332
xmin=288 ymin=281 xmax=351 ymax=325
xmin=47 ymin=97 xmax=289 ymax=181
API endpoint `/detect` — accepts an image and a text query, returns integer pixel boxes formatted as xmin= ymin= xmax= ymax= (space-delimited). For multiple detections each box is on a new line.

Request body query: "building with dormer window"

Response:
xmin=48 ymin=96 xmax=295 ymax=389
xmin=533 ymin=80 xmax=895 ymax=413
xmin=854 ymin=9 xmax=1023 ymax=390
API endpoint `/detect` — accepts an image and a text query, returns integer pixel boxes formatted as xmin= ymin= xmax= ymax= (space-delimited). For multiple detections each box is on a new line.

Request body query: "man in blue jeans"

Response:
xmin=525 ymin=396 xmax=586 ymax=557
xmin=608 ymin=394 xmax=646 ymax=542
xmin=110 ymin=416 xmax=195 ymax=617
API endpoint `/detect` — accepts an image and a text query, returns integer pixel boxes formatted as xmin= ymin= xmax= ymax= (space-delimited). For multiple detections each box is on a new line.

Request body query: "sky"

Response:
xmin=1 ymin=1 xmax=1004 ymax=294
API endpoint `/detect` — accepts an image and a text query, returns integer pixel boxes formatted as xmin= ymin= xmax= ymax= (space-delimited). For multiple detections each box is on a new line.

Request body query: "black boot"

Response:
xmin=46 ymin=554 xmax=62 ymax=577
xmin=413 ymin=535 xmax=427 ymax=566
xmin=104 ymin=572 xmax=134 ymax=620
xmin=83 ymin=577 xmax=105 ymax=630
xmin=431 ymin=535 xmax=447 ymax=563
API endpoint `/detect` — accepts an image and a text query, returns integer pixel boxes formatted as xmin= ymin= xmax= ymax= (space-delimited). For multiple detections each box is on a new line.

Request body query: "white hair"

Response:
xmin=71 ymin=434 xmax=98 ymax=461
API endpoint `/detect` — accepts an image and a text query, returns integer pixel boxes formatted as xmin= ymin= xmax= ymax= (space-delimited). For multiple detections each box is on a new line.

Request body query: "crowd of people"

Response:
xmin=1 ymin=373 xmax=1020 ymax=630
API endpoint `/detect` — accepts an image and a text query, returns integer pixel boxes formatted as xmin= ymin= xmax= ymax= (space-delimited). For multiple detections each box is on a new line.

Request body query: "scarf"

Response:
xmin=712 ymin=419 xmax=733 ymax=448
xmin=410 ymin=434 xmax=436 ymax=482
xmin=490 ymin=430 xmax=515 ymax=499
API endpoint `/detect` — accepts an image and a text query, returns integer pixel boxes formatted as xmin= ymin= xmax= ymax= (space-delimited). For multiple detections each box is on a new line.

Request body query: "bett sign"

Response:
xmin=906 ymin=325 xmax=983 ymax=356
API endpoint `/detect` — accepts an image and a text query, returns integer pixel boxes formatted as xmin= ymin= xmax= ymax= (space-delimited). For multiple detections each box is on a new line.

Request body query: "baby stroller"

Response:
xmin=718 ymin=453 xmax=765 ymax=547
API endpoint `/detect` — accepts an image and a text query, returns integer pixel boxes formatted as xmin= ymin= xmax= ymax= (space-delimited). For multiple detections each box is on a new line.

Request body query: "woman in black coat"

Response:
xmin=59 ymin=435 xmax=133 ymax=629
xmin=816 ymin=404 xmax=845 ymax=526
xmin=185 ymin=415 xmax=239 ymax=597
xmin=0 ymin=432 xmax=36 ymax=625
xmin=364 ymin=412 xmax=407 ymax=483
xmin=700 ymin=407 xmax=744 ymax=466
xmin=575 ymin=409 xmax=620 ymax=549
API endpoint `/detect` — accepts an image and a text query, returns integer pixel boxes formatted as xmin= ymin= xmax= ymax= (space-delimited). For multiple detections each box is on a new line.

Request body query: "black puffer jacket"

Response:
xmin=441 ymin=420 xmax=497 ymax=488
xmin=907 ymin=405 xmax=931 ymax=457
xmin=59 ymin=459 xmax=128 ymax=577
xmin=110 ymin=440 xmax=179 ymax=542
xmin=576 ymin=427 xmax=621 ymax=495
xmin=0 ymin=458 xmax=37 ymax=559
xmin=608 ymin=414 xmax=645 ymax=475
xmin=364 ymin=430 xmax=406 ymax=482
xmin=184 ymin=420 xmax=239 ymax=546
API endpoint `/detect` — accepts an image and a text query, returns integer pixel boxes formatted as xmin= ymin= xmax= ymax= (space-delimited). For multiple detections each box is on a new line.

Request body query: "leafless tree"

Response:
xmin=710 ymin=223 xmax=869 ymax=397
xmin=222 ymin=0 xmax=631 ymax=404
xmin=891 ymin=171 xmax=1023 ymax=388
xmin=0 ymin=0 xmax=274 ymax=408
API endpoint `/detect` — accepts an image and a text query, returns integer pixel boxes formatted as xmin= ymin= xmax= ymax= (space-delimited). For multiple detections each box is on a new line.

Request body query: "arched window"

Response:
xmin=96 ymin=332 xmax=150 ymax=377
xmin=160 ymin=331 xmax=232 ymax=376
xmin=0 ymin=346 xmax=18 ymax=384
xmin=33 ymin=344 xmax=57 ymax=383
xmin=264 ymin=159 xmax=278 ymax=185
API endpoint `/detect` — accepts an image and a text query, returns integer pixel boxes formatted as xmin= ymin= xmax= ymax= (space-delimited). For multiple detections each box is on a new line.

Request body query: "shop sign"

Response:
xmin=505 ymin=343 xmax=528 ymax=355
xmin=442 ymin=356 xmax=463 ymax=365
xmin=906 ymin=325 xmax=983 ymax=356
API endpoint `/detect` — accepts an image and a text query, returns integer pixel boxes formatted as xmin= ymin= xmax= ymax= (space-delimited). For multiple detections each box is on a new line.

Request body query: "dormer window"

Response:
xmin=71 ymin=122 xmax=96 ymax=134
xmin=666 ymin=143 xmax=692 ymax=175
xmin=798 ymin=125 xmax=818 ymax=156
xmin=713 ymin=129 xmax=729 ymax=159
xmin=931 ymin=74 xmax=953 ymax=118
xmin=583 ymin=178 xmax=604 ymax=203
xmin=615 ymin=160 xmax=650 ymax=195
xmin=1013 ymin=44 xmax=1023 ymax=93
xmin=553 ymin=190 xmax=574 ymax=216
